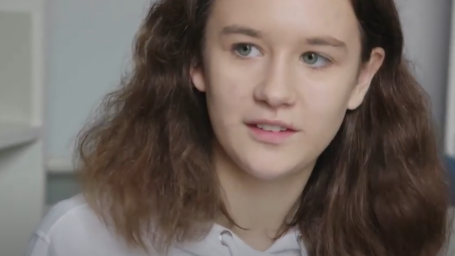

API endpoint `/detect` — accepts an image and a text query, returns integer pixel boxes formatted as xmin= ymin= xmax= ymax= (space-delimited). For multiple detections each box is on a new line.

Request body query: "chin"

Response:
xmin=247 ymin=171 xmax=287 ymax=181
xmin=242 ymin=162 xmax=297 ymax=181
xmin=227 ymin=146 xmax=306 ymax=181
xmin=215 ymin=137 xmax=309 ymax=181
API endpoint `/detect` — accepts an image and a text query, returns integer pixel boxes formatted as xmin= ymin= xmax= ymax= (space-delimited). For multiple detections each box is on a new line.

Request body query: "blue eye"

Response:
xmin=233 ymin=44 xmax=261 ymax=58
xmin=301 ymin=52 xmax=330 ymax=68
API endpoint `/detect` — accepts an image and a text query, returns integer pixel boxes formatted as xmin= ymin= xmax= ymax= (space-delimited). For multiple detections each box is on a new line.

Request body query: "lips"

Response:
xmin=255 ymin=123 xmax=291 ymax=132
xmin=246 ymin=119 xmax=297 ymax=131
xmin=245 ymin=119 xmax=297 ymax=144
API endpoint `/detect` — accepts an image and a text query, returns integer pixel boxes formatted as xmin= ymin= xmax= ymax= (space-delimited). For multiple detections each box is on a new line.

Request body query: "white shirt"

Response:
xmin=26 ymin=195 xmax=306 ymax=256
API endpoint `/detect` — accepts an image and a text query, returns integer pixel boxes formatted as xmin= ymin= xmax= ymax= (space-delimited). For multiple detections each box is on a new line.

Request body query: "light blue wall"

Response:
xmin=397 ymin=0 xmax=452 ymax=143
xmin=45 ymin=0 xmax=152 ymax=160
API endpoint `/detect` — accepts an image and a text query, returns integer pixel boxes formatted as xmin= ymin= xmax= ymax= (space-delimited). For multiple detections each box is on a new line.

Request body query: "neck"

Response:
xmin=213 ymin=145 xmax=314 ymax=234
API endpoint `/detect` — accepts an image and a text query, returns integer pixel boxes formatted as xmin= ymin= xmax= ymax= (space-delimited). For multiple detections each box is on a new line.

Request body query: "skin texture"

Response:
xmin=190 ymin=0 xmax=384 ymax=250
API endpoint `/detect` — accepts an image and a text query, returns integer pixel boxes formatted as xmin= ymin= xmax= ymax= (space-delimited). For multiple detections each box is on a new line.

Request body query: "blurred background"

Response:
xmin=1 ymin=0 xmax=455 ymax=255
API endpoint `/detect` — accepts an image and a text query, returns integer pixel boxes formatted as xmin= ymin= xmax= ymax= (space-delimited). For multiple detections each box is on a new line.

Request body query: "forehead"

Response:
xmin=207 ymin=0 xmax=361 ymax=47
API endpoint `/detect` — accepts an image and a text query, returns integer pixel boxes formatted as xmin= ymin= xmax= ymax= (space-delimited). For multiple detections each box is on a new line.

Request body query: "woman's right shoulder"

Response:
xmin=26 ymin=194 xmax=154 ymax=256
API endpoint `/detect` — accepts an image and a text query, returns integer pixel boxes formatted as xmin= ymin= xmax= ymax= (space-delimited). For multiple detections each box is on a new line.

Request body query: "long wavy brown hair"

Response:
xmin=75 ymin=0 xmax=452 ymax=255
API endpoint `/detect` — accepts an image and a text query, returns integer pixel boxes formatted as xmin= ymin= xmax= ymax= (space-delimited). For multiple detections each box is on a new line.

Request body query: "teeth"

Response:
xmin=256 ymin=124 xmax=287 ymax=132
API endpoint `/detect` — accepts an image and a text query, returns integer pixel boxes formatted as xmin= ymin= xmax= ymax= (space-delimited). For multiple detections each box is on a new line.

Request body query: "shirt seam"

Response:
xmin=35 ymin=230 xmax=51 ymax=244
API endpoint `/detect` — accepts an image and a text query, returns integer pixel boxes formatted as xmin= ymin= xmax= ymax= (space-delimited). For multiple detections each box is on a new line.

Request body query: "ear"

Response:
xmin=347 ymin=47 xmax=385 ymax=110
xmin=190 ymin=65 xmax=206 ymax=92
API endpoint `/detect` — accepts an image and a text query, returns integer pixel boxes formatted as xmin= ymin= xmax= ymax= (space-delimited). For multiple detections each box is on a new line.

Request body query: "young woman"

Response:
xmin=27 ymin=0 xmax=451 ymax=255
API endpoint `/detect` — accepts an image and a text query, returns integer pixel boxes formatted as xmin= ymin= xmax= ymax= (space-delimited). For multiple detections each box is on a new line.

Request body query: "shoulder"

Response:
xmin=26 ymin=194 xmax=153 ymax=256
xmin=35 ymin=194 xmax=90 ymax=236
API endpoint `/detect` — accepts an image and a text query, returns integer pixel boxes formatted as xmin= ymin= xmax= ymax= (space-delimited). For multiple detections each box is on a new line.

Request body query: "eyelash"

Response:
xmin=230 ymin=43 xmax=333 ymax=70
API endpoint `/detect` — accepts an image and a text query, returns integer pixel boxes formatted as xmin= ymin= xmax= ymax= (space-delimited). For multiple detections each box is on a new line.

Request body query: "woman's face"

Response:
xmin=191 ymin=0 xmax=384 ymax=180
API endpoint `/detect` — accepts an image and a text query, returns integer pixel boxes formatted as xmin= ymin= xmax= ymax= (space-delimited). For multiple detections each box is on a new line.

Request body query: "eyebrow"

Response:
xmin=220 ymin=25 xmax=347 ymax=50
xmin=306 ymin=37 xmax=347 ymax=49
xmin=221 ymin=25 xmax=262 ymax=38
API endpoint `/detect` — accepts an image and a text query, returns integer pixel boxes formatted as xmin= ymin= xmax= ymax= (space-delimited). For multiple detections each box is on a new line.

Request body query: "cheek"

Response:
xmin=300 ymin=77 xmax=355 ymax=136
xmin=204 ymin=71 xmax=249 ymax=131
xmin=205 ymin=60 xmax=255 ymax=116
xmin=302 ymin=68 xmax=356 ymax=113
xmin=305 ymin=88 xmax=351 ymax=115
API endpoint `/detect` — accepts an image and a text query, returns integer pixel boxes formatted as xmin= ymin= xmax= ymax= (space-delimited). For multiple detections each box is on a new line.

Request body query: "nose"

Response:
xmin=253 ymin=57 xmax=296 ymax=108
